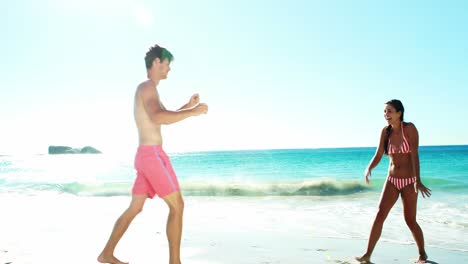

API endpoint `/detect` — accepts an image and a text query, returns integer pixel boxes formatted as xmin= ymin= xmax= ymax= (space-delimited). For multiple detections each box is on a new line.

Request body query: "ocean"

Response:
xmin=2 ymin=145 xmax=467 ymax=197
xmin=1 ymin=145 xmax=467 ymax=256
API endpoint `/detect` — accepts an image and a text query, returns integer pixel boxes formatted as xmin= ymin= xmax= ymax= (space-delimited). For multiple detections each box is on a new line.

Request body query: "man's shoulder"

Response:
xmin=136 ymin=80 xmax=157 ymax=94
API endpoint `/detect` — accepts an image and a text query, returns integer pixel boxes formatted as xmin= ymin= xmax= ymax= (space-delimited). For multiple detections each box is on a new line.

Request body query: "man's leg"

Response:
xmin=162 ymin=192 xmax=184 ymax=264
xmin=98 ymin=194 xmax=148 ymax=264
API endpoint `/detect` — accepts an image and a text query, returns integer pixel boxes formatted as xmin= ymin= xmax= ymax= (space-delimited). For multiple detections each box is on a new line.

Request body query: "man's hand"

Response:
xmin=192 ymin=103 xmax=208 ymax=116
xmin=188 ymin=93 xmax=200 ymax=108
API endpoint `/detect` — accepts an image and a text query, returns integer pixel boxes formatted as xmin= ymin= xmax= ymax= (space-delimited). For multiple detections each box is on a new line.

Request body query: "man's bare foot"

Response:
xmin=355 ymin=255 xmax=371 ymax=263
xmin=415 ymin=252 xmax=428 ymax=263
xmin=97 ymin=253 xmax=128 ymax=264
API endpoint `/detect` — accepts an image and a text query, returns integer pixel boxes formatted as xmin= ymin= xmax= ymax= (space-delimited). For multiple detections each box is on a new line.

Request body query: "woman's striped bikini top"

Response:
xmin=388 ymin=122 xmax=411 ymax=154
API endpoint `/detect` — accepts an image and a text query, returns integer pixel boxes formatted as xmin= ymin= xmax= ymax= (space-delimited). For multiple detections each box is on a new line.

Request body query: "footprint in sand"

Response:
xmin=1 ymin=249 xmax=12 ymax=264
xmin=330 ymin=260 xmax=353 ymax=264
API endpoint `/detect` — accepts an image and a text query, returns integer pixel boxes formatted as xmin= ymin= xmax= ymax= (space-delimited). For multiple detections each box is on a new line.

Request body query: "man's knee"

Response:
xmin=166 ymin=194 xmax=184 ymax=214
xmin=127 ymin=194 xmax=147 ymax=217
xmin=127 ymin=204 xmax=144 ymax=216
xmin=171 ymin=198 xmax=184 ymax=214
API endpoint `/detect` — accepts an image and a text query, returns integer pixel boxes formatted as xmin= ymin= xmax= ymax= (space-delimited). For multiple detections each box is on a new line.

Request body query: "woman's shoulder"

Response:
xmin=381 ymin=125 xmax=390 ymax=132
xmin=380 ymin=125 xmax=391 ymax=136
xmin=403 ymin=121 xmax=417 ymax=129
xmin=403 ymin=122 xmax=418 ymax=135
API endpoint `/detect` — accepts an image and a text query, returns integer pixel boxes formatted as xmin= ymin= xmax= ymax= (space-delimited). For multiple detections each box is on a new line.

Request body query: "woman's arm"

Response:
xmin=406 ymin=123 xmax=431 ymax=198
xmin=364 ymin=127 xmax=387 ymax=183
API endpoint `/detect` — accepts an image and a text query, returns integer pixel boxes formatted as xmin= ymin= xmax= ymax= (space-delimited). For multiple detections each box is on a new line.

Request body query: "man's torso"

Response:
xmin=134 ymin=81 xmax=163 ymax=146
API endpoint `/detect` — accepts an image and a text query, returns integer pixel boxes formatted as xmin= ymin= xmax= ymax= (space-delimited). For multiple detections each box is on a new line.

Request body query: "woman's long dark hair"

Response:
xmin=384 ymin=99 xmax=405 ymax=155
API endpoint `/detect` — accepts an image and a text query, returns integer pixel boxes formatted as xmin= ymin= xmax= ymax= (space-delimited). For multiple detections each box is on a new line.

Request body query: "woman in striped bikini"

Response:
xmin=356 ymin=99 xmax=432 ymax=264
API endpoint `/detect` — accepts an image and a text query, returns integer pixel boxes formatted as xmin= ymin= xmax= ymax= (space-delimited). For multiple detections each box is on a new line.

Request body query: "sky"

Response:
xmin=1 ymin=0 xmax=467 ymax=155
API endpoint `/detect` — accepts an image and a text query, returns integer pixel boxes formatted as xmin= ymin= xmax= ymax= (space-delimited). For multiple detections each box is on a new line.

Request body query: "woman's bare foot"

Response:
xmin=355 ymin=254 xmax=371 ymax=263
xmin=97 ymin=253 xmax=128 ymax=264
xmin=415 ymin=252 xmax=428 ymax=263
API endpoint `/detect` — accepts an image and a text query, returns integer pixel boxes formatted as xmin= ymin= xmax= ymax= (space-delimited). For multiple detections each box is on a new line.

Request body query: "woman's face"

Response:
xmin=384 ymin=104 xmax=401 ymax=125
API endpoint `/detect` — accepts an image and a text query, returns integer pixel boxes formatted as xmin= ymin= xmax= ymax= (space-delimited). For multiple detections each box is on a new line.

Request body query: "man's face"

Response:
xmin=155 ymin=58 xmax=171 ymax=79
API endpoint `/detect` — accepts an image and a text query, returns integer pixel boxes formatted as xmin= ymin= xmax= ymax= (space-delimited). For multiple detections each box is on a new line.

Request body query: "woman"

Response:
xmin=356 ymin=99 xmax=432 ymax=263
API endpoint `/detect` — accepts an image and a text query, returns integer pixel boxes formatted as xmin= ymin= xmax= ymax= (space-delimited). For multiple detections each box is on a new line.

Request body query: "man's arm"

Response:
xmin=141 ymin=85 xmax=206 ymax=125
xmin=177 ymin=93 xmax=199 ymax=111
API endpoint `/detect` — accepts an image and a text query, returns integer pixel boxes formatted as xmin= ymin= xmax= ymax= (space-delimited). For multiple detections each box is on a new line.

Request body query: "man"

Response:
xmin=98 ymin=44 xmax=208 ymax=264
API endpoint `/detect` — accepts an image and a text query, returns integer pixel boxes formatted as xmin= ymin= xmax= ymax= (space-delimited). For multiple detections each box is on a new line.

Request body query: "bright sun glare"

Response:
xmin=133 ymin=4 xmax=154 ymax=27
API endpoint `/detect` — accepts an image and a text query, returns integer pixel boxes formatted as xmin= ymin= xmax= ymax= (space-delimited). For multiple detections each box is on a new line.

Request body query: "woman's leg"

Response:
xmin=401 ymin=184 xmax=428 ymax=263
xmin=356 ymin=180 xmax=400 ymax=263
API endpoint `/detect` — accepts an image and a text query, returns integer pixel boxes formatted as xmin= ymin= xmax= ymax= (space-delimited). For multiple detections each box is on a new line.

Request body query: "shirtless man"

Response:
xmin=98 ymin=44 xmax=208 ymax=264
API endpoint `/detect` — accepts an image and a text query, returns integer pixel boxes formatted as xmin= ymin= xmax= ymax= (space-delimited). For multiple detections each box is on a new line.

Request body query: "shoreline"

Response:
xmin=1 ymin=232 xmax=466 ymax=263
xmin=1 ymin=194 xmax=467 ymax=263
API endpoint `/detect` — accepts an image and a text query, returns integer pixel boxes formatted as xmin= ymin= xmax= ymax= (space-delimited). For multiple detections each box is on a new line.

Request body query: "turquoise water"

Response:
xmin=1 ymin=145 xmax=467 ymax=251
xmin=0 ymin=145 xmax=467 ymax=196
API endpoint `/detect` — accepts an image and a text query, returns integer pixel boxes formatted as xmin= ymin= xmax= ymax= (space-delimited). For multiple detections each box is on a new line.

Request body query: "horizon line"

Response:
xmin=1 ymin=144 xmax=467 ymax=156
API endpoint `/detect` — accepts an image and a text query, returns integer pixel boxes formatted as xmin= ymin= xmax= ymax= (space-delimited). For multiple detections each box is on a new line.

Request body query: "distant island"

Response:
xmin=48 ymin=146 xmax=102 ymax=154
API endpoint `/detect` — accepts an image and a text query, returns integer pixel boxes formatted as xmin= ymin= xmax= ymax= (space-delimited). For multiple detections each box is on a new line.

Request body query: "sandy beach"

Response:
xmin=3 ymin=0 xmax=468 ymax=262
xmin=1 ymin=193 xmax=466 ymax=264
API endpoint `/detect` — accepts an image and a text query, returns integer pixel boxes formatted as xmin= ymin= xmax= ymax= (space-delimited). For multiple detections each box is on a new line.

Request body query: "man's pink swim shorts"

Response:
xmin=132 ymin=145 xmax=181 ymax=198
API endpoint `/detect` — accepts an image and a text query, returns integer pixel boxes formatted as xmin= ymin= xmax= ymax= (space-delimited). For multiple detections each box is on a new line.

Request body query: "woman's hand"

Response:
xmin=414 ymin=181 xmax=432 ymax=198
xmin=364 ymin=168 xmax=371 ymax=184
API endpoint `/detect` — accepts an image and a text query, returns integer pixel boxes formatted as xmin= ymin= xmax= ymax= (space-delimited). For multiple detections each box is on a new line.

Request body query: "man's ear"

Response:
xmin=153 ymin=58 xmax=161 ymax=66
